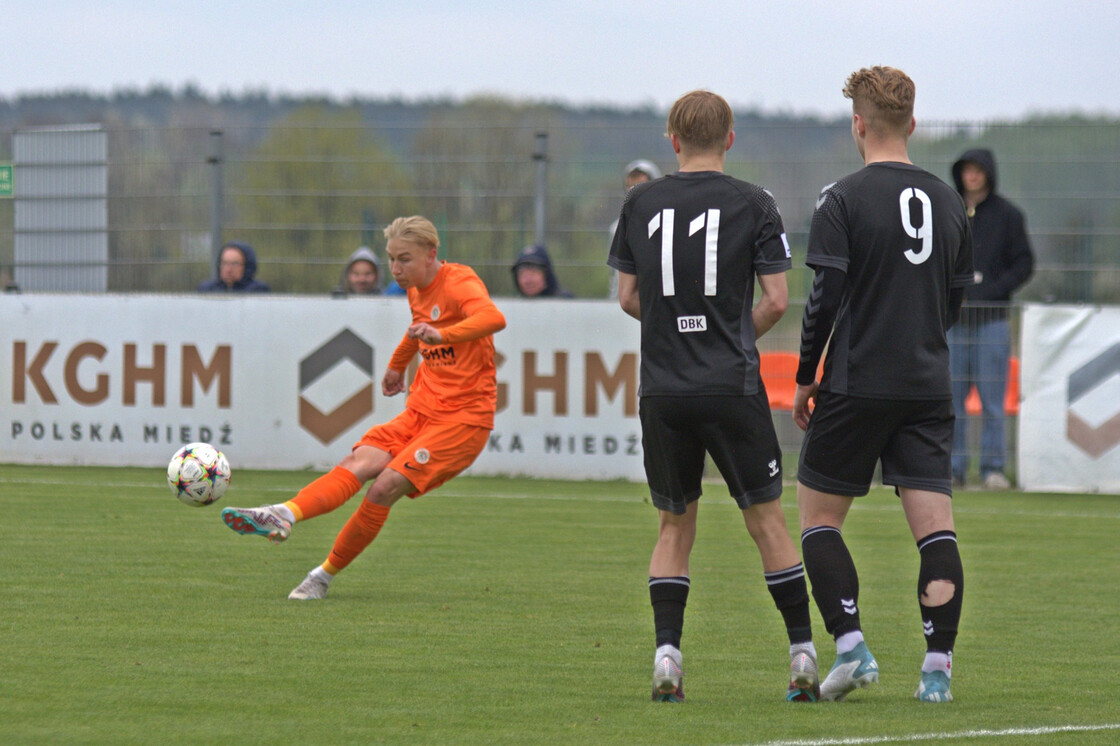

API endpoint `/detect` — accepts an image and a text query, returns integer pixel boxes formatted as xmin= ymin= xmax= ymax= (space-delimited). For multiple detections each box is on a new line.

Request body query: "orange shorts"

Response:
xmin=354 ymin=408 xmax=490 ymax=497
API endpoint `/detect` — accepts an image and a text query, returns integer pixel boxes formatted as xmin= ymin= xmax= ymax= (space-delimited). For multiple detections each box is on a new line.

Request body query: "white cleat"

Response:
xmin=787 ymin=650 xmax=821 ymax=702
xmin=651 ymin=645 xmax=685 ymax=702
xmin=288 ymin=571 xmax=330 ymax=600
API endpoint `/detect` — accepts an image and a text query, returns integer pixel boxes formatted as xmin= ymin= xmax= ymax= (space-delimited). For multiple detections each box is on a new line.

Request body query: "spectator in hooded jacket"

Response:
xmin=511 ymin=244 xmax=573 ymax=298
xmin=335 ymin=246 xmax=383 ymax=296
xmin=198 ymin=242 xmax=271 ymax=293
xmin=948 ymin=148 xmax=1033 ymax=490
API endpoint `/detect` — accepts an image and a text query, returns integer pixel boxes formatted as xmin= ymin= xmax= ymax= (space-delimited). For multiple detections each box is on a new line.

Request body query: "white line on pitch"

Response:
xmin=737 ymin=722 xmax=1120 ymax=746
xmin=3 ymin=476 xmax=1120 ymax=521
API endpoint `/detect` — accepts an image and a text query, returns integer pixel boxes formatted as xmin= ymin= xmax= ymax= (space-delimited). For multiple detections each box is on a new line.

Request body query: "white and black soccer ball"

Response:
xmin=167 ymin=442 xmax=232 ymax=507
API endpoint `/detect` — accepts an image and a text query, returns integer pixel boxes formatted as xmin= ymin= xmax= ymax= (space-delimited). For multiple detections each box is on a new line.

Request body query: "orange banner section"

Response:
xmin=759 ymin=352 xmax=1020 ymax=415
xmin=963 ymin=356 xmax=1020 ymax=415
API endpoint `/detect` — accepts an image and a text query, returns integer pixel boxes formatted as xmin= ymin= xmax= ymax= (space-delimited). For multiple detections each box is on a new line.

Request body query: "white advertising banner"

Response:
xmin=1 ymin=294 xmax=643 ymax=480
xmin=1019 ymin=303 xmax=1120 ymax=493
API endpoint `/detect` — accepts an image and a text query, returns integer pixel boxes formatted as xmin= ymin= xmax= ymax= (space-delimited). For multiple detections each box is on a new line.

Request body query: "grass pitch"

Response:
xmin=2 ymin=464 xmax=1118 ymax=745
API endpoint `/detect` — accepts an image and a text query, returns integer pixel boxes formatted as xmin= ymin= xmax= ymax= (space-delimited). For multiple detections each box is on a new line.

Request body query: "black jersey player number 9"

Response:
xmin=900 ymin=187 xmax=933 ymax=265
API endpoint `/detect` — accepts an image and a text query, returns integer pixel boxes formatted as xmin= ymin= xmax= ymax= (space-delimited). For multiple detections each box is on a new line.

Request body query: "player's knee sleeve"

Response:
xmin=801 ymin=526 xmax=861 ymax=638
xmin=917 ymin=531 xmax=964 ymax=653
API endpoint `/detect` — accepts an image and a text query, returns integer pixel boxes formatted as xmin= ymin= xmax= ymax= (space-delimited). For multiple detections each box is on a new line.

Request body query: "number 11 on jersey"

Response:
xmin=648 ymin=208 xmax=721 ymax=296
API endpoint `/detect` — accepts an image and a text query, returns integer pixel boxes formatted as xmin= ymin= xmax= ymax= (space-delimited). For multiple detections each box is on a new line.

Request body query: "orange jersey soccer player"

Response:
xmin=221 ymin=215 xmax=506 ymax=600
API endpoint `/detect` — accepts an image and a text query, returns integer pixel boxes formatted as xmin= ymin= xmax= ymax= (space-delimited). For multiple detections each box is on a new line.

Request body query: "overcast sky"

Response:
xmin=5 ymin=1 xmax=1119 ymax=122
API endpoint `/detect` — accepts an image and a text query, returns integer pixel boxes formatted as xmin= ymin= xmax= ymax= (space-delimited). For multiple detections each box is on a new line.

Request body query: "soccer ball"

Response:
xmin=167 ymin=442 xmax=231 ymax=507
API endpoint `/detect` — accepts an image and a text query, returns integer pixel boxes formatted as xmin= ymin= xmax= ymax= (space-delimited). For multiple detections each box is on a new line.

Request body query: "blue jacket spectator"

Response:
xmin=383 ymin=280 xmax=407 ymax=296
xmin=198 ymin=242 xmax=271 ymax=293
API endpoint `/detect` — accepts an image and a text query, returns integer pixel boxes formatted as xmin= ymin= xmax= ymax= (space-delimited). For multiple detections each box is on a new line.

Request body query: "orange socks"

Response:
xmin=284 ymin=466 xmax=390 ymax=574
xmin=326 ymin=500 xmax=391 ymax=572
xmin=285 ymin=466 xmax=363 ymax=521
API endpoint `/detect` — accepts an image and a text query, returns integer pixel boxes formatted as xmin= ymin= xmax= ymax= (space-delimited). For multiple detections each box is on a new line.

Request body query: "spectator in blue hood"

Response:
xmin=511 ymin=244 xmax=573 ymax=298
xmin=198 ymin=241 xmax=271 ymax=293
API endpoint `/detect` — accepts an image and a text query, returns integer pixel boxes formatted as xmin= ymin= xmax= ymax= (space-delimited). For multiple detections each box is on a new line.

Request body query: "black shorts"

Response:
xmin=798 ymin=391 xmax=954 ymax=497
xmin=639 ymin=393 xmax=783 ymax=515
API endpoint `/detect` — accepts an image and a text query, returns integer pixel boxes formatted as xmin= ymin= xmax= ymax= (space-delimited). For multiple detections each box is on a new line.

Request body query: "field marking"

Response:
xmin=739 ymin=721 xmax=1120 ymax=745
xmin=446 ymin=492 xmax=1120 ymax=521
xmin=2 ymin=475 xmax=1119 ymax=520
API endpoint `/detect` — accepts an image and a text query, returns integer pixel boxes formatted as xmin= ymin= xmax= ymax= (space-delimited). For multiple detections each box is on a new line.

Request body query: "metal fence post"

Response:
xmin=533 ymin=131 xmax=548 ymax=248
xmin=208 ymin=130 xmax=224 ymax=277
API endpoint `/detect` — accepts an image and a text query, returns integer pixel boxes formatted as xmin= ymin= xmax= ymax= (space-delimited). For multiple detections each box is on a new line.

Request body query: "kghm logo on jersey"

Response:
xmin=420 ymin=346 xmax=456 ymax=364
xmin=677 ymin=315 xmax=707 ymax=333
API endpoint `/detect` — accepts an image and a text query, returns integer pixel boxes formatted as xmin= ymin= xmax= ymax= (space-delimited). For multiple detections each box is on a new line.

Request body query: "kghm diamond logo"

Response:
xmin=1066 ymin=342 xmax=1120 ymax=458
xmin=298 ymin=329 xmax=374 ymax=445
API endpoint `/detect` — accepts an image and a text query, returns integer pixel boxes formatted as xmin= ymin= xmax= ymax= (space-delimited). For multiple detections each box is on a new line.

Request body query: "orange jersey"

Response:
xmin=388 ymin=262 xmax=506 ymax=428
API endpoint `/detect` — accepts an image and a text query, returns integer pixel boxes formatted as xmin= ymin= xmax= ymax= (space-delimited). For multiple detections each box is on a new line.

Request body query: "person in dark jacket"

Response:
xmin=335 ymin=246 xmax=382 ymax=295
xmin=198 ymin=241 xmax=271 ymax=293
xmin=949 ymin=148 xmax=1033 ymax=489
xmin=510 ymin=244 xmax=573 ymax=298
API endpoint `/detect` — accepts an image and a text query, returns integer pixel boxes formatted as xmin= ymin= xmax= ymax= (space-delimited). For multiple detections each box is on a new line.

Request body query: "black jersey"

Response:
xmin=807 ymin=162 xmax=973 ymax=399
xmin=608 ymin=171 xmax=793 ymax=396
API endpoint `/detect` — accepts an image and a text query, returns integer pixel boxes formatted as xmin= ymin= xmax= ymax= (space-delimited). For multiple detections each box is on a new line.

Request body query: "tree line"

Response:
xmin=2 ymin=88 xmax=1118 ymax=301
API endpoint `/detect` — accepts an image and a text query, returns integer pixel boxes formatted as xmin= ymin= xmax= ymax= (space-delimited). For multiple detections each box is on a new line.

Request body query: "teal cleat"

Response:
xmin=221 ymin=505 xmax=292 ymax=544
xmin=915 ymin=670 xmax=953 ymax=703
xmin=820 ymin=642 xmax=879 ymax=701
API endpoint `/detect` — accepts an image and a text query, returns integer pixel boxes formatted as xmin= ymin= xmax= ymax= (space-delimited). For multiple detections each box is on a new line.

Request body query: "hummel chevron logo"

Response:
xmin=841 ymin=598 xmax=858 ymax=615
xmin=923 ymin=620 xmax=935 ymax=637
xmin=815 ymin=182 xmax=836 ymax=210
xmin=808 ymin=282 xmax=824 ymax=303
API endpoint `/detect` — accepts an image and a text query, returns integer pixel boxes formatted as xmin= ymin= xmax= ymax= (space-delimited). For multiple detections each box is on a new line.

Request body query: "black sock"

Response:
xmin=917 ymin=531 xmax=964 ymax=654
xmin=801 ymin=526 xmax=862 ymax=638
xmin=764 ymin=563 xmax=813 ymax=645
xmin=649 ymin=576 xmax=690 ymax=649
